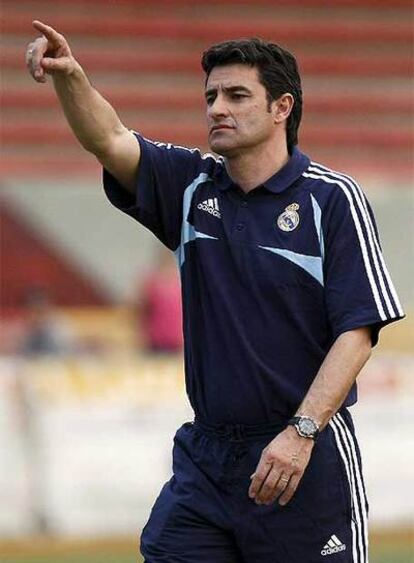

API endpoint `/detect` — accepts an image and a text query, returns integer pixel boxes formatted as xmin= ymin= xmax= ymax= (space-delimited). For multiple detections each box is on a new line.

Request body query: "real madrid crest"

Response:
xmin=277 ymin=203 xmax=300 ymax=232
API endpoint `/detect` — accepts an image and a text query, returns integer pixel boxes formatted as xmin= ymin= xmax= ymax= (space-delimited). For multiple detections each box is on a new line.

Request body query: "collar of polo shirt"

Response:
xmin=213 ymin=147 xmax=310 ymax=194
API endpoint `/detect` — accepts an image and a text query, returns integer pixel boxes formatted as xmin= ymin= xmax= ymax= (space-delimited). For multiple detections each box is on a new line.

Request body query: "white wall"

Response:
xmin=0 ymin=353 xmax=412 ymax=537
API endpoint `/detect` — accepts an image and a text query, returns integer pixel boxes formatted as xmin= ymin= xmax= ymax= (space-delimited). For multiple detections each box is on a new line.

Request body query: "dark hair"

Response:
xmin=201 ymin=38 xmax=302 ymax=152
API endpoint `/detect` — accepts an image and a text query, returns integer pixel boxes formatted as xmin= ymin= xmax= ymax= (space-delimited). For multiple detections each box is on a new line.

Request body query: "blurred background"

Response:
xmin=0 ymin=0 xmax=413 ymax=561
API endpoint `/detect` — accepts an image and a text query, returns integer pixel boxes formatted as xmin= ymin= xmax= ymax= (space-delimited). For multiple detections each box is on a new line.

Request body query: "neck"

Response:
xmin=225 ymin=140 xmax=290 ymax=193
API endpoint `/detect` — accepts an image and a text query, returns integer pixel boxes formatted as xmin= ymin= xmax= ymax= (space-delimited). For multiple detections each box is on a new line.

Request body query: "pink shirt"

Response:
xmin=142 ymin=272 xmax=183 ymax=351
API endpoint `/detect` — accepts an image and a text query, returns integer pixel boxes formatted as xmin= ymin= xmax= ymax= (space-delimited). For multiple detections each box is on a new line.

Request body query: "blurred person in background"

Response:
xmin=18 ymin=286 xmax=76 ymax=357
xmin=26 ymin=22 xmax=404 ymax=563
xmin=0 ymin=285 xmax=77 ymax=357
xmin=135 ymin=247 xmax=183 ymax=354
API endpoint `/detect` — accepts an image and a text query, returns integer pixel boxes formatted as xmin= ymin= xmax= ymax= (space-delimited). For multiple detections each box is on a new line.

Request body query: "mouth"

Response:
xmin=210 ymin=125 xmax=234 ymax=134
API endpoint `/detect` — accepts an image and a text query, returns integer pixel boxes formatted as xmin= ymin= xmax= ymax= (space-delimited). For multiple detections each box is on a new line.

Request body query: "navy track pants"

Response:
xmin=141 ymin=410 xmax=369 ymax=562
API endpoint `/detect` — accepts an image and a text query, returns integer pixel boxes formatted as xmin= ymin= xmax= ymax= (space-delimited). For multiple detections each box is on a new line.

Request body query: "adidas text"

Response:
xmin=321 ymin=544 xmax=346 ymax=556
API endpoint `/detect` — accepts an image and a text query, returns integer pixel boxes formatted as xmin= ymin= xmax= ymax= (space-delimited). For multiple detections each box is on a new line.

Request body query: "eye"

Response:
xmin=231 ymin=93 xmax=247 ymax=101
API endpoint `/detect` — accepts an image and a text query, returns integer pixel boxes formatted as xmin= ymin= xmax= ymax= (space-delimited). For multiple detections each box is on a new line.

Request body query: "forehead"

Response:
xmin=205 ymin=64 xmax=262 ymax=91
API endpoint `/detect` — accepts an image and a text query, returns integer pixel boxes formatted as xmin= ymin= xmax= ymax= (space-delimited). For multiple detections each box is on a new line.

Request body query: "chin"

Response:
xmin=209 ymin=139 xmax=239 ymax=158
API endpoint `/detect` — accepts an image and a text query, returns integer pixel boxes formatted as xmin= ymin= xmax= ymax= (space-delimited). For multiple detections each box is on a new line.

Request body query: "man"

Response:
xmin=26 ymin=22 xmax=404 ymax=562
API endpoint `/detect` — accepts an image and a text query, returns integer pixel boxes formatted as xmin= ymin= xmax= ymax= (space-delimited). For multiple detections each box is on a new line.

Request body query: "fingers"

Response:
xmin=248 ymin=430 xmax=314 ymax=506
xmin=250 ymin=468 xmax=301 ymax=506
xmin=266 ymin=472 xmax=291 ymax=505
xmin=248 ymin=461 xmax=272 ymax=500
xmin=32 ymin=20 xmax=64 ymax=49
xmin=255 ymin=468 xmax=284 ymax=505
xmin=27 ymin=21 xmax=73 ymax=82
xmin=26 ymin=37 xmax=49 ymax=82
xmin=41 ymin=56 xmax=73 ymax=73
xmin=248 ymin=444 xmax=305 ymax=506
xmin=279 ymin=473 xmax=301 ymax=506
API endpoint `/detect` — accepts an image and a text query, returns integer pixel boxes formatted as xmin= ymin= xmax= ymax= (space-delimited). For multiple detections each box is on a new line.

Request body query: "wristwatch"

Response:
xmin=287 ymin=415 xmax=319 ymax=441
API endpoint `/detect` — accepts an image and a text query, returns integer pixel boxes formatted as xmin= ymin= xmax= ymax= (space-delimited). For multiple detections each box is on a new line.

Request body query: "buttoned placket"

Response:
xmin=231 ymin=193 xmax=251 ymax=240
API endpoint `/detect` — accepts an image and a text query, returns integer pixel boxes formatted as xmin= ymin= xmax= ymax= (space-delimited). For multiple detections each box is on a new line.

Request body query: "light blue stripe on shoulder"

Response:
xmin=175 ymin=172 xmax=218 ymax=267
xmin=259 ymin=246 xmax=324 ymax=286
xmin=310 ymin=193 xmax=325 ymax=262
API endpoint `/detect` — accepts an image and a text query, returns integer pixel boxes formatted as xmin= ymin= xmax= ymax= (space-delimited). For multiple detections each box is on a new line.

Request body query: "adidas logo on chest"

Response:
xmin=197 ymin=197 xmax=221 ymax=218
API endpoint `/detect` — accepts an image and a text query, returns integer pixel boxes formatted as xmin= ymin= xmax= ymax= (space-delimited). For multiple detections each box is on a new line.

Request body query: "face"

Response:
xmin=205 ymin=64 xmax=277 ymax=157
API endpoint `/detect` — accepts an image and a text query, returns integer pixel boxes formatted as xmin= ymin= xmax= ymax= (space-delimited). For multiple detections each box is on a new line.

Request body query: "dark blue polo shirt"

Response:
xmin=104 ymin=134 xmax=404 ymax=425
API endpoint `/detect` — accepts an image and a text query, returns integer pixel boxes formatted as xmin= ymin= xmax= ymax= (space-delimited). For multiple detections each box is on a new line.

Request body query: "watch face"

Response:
xmin=298 ymin=418 xmax=317 ymax=437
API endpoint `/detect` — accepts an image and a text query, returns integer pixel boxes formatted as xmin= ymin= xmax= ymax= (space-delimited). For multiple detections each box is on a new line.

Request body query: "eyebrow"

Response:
xmin=204 ymin=85 xmax=252 ymax=98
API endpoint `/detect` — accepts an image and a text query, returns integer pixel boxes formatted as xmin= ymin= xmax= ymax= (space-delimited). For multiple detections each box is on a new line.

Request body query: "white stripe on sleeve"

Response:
xmin=309 ymin=163 xmax=403 ymax=318
xmin=303 ymin=170 xmax=387 ymax=321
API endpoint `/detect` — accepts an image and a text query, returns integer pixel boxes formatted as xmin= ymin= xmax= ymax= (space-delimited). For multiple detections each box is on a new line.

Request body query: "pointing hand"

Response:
xmin=26 ymin=20 xmax=77 ymax=83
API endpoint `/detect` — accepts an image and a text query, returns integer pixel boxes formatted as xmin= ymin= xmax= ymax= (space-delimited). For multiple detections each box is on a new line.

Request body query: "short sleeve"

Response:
xmin=103 ymin=134 xmax=208 ymax=250
xmin=322 ymin=183 xmax=404 ymax=346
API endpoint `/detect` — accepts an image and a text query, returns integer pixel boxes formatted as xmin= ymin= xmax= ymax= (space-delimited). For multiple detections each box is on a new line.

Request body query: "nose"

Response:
xmin=208 ymin=94 xmax=229 ymax=119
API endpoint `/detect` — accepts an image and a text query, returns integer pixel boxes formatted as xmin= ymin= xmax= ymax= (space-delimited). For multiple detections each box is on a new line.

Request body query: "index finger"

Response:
xmin=32 ymin=20 xmax=63 ymax=47
xmin=248 ymin=461 xmax=272 ymax=499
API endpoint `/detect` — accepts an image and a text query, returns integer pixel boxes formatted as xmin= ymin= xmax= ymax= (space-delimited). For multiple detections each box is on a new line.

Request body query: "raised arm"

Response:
xmin=26 ymin=20 xmax=139 ymax=193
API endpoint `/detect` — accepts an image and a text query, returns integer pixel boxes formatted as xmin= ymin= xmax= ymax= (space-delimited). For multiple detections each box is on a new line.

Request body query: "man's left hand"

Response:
xmin=248 ymin=425 xmax=315 ymax=506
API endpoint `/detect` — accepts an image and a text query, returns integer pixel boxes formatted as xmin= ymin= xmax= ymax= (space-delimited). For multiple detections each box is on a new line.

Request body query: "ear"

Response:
xmin=272 ymin=93 xmax=294 ymax=124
